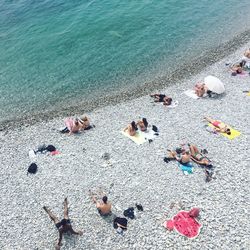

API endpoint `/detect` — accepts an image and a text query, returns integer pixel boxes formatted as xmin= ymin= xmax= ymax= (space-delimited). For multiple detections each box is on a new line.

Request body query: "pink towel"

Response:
xmin=164 ymin=209 xmax=202 ymax=238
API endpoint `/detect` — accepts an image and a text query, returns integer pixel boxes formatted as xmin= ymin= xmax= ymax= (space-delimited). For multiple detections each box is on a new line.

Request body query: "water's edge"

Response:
xmin=1 ymin=30 xmax=250 ymax=131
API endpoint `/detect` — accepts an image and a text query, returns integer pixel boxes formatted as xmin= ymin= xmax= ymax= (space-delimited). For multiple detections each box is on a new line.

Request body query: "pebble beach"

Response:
xmin=0 ymin=43 xmax=249 ymax=250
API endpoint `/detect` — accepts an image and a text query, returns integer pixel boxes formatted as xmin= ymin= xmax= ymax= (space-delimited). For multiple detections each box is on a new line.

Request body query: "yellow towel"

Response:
xmin=247 ymin=91 xmax=250 ymax=96
xmin=208 ymin=123 xmax=241 ymax=139
xmin=121 ymin=130 xmax=146 ymax=145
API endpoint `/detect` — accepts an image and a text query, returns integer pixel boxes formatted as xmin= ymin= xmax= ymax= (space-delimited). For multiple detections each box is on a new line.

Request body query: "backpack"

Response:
xmin=123 ymin=207 xmax=135 ymax=219
xmin=27 ymin=163 xmax=38 ymax=174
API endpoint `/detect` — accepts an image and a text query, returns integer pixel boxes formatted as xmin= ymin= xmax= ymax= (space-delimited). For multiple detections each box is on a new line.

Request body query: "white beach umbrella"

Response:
xmin=204 ymin=75 xmax=225 ymax=94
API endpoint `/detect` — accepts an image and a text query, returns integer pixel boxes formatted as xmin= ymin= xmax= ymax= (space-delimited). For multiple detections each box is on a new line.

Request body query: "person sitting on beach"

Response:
xmin=230 ymin=62 xmax=243 ymax=76
xmin=204 ymin=116 xmax=231 ymax=135
xmin=194 ymin=83 xmax=207 ymax=97
xmin=242 ymin=48 xmax=250 ymax=69
xmin=150 ymin=94 xmax=173 ymax=106
xmin=60 ymin=118 xmax=83 ymax=135
xmin=78 ymin=116 xmax=93 ymax=130
xmin=43 ymin=198 xmax=83 ymax=250
xmin=124 ymin=121 xmax=138 ymax=136
xmin=137 ymin=118 xmax=148 ymax=132
xmin=90 ymin=194 xmax=112 ymax=216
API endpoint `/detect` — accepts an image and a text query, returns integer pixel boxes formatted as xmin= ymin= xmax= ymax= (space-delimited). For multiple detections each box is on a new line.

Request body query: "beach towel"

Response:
xmin=121 ymin=127 xmax=158 ymax=144
xmin=178 ymin=162 xmax=193 ymax=174
xmin=184 ymin=90 xmax=200 ymax=99
xmin=163 ymin=100 xmax=179 ymax=108
xmin=247 ymin=91 xmax=250 ymax=96
xmin=164 ymin=210 xmax=202 ymax=238
xmin=208 ymin=123 xmax=241 ymax=140
xmin=121 ymin=130 xmax=147 ymax=145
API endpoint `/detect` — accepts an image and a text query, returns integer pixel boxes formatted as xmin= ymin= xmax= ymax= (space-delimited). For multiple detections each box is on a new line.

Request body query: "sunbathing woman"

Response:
xmin=60 ymin=118 xmax=83 ymax=135
xmin=124 ymin=121 xmax=138 ymax=136
xmin=204 ymin=116 xmax=231 ymax=135
xmin=150 ymin=94 xmax=172 ymax=106
xmin=137 ymin=118 xmax=148 ymax=132
xmin=78 ymin=116 xmax=92 ymax=130
xmin=188 ymin=144 xmax=210 ymax=166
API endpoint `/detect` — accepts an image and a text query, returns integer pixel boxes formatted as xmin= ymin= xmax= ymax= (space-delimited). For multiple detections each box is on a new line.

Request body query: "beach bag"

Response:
xmin=136 ymin=203 xmax=143 ymax=211
xmin=46 ymin=145 xmax=56 ymax=152
xmin=27 ymin=163 xmax=37 ymax=174
xmin=113 ymin=217 xmax=128 ymax=230
xmin=152 ymin=125 xmax=158 ymax=132
xmin=123 ymin=207 xmax=135 ymax=219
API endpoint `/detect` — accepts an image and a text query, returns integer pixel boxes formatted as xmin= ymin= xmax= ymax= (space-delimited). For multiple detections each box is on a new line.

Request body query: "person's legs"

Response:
xmin=43 ymin=206 xmax=60 ymax=224
xmin=204 ymin=116 xmax=214 ymax=123
xmin=63 ymin=198 xmax=69 ymax=220
xmin=189 ymin=145 xmax=199 ymax=156
xmin=60 ymin=127 xmax=70 ymax=133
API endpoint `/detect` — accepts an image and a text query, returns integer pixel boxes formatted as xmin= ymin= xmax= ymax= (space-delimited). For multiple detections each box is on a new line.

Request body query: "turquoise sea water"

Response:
xmin=0 ymin=0 xmax=250 ymax=123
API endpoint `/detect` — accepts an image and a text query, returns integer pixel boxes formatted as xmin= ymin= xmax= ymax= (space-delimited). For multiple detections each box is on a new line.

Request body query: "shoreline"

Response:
xmin=1 ymin=29 xmax=250 ymax=131
xmin=0 ymin=36 xmax=249 ymax=249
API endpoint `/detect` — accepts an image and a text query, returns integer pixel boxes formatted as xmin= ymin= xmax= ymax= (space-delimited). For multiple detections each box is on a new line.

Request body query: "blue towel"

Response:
xmin=178 ymin=162 xmax=193 ymax=174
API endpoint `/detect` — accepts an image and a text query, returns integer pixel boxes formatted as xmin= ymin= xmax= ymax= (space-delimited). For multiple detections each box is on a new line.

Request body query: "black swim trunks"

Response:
xmin=97 ymin=209 xmax=112 ymax=217
xmin=55 ymin=219 xmax=71 ymax=229
xmin=158 ymin=94 xmax=166 ymax=102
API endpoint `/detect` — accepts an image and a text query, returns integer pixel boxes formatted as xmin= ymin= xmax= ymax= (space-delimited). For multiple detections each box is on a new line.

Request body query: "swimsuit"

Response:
xmin=211 ymin=121 xmax=221 ymax=127
xmin=97 ymin=208 xmax=112 ymax=217
xmin=158 ymin=94 xmax=166 ymax=102
xmin=55 ymin=219 xmax=71 ymax=230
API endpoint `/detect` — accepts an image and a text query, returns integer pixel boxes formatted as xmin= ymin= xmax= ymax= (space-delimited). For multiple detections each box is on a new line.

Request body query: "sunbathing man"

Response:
xmin=124 ymin=121 xmax=138 ymax=136
xmin=167 ymin=148 xmax=191 ymax=165
xmin=137 ymin=118 xmax=148 ymax=132
xmin=43 ymin=198 xmax=83 ymax=250
xmin=230 ymin=62 xmax=243 ymax=76
xmin=150 ymin=94 xmax=172 ymax=106
xmin=90 ymin=193 xmax=112 ymax=216
xmin=204 ymin=116 xmax=231 ymax=135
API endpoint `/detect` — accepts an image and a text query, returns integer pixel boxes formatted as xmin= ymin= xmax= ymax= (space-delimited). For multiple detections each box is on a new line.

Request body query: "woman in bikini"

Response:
xmin=137 ymin=118 xmax=148 ymax=132
xmin=204 ymin=116 xmax=231 ymax=135
xmin=188 ymin=144 xmax=210 ymax=166
xmin=124 ymin=121 xmax=138 ymax=136
xmin=150 ymin=94 xmax=173 ymax=106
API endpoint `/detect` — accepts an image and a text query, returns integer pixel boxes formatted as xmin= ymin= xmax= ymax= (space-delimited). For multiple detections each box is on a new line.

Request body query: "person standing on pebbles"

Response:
xmin=43 ymin=198 xmax=83 ymax=250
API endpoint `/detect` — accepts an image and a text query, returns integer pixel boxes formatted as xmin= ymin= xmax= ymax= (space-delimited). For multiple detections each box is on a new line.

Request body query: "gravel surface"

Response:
xmin=0 ymin=44 xmax=249 ymax=250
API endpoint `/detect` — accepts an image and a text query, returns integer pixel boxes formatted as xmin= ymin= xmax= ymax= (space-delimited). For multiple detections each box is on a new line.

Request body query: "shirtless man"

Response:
xmin=167 ymin=148 xmax=191 ymax=165
xmin=43 ymin=198 xmax=83 ymax=250
xmin=90 ymin=193 xmax=112 ymax=216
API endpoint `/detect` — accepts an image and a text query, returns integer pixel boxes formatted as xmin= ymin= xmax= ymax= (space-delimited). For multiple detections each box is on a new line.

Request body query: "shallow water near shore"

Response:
xmin=1 ymin=0 xmax=250 ymax=126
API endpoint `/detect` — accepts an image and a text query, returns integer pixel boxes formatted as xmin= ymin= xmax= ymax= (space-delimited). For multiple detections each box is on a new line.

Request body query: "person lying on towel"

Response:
xmin=124 ymin=121 xmax=138 ymax=136
xmin=204 ymin=116 xmax=231 ymax=135
xmin=150 ymin=94 xmax=172 ymax=106
xmin=188 ymin=144 xmax=211 ymax=166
